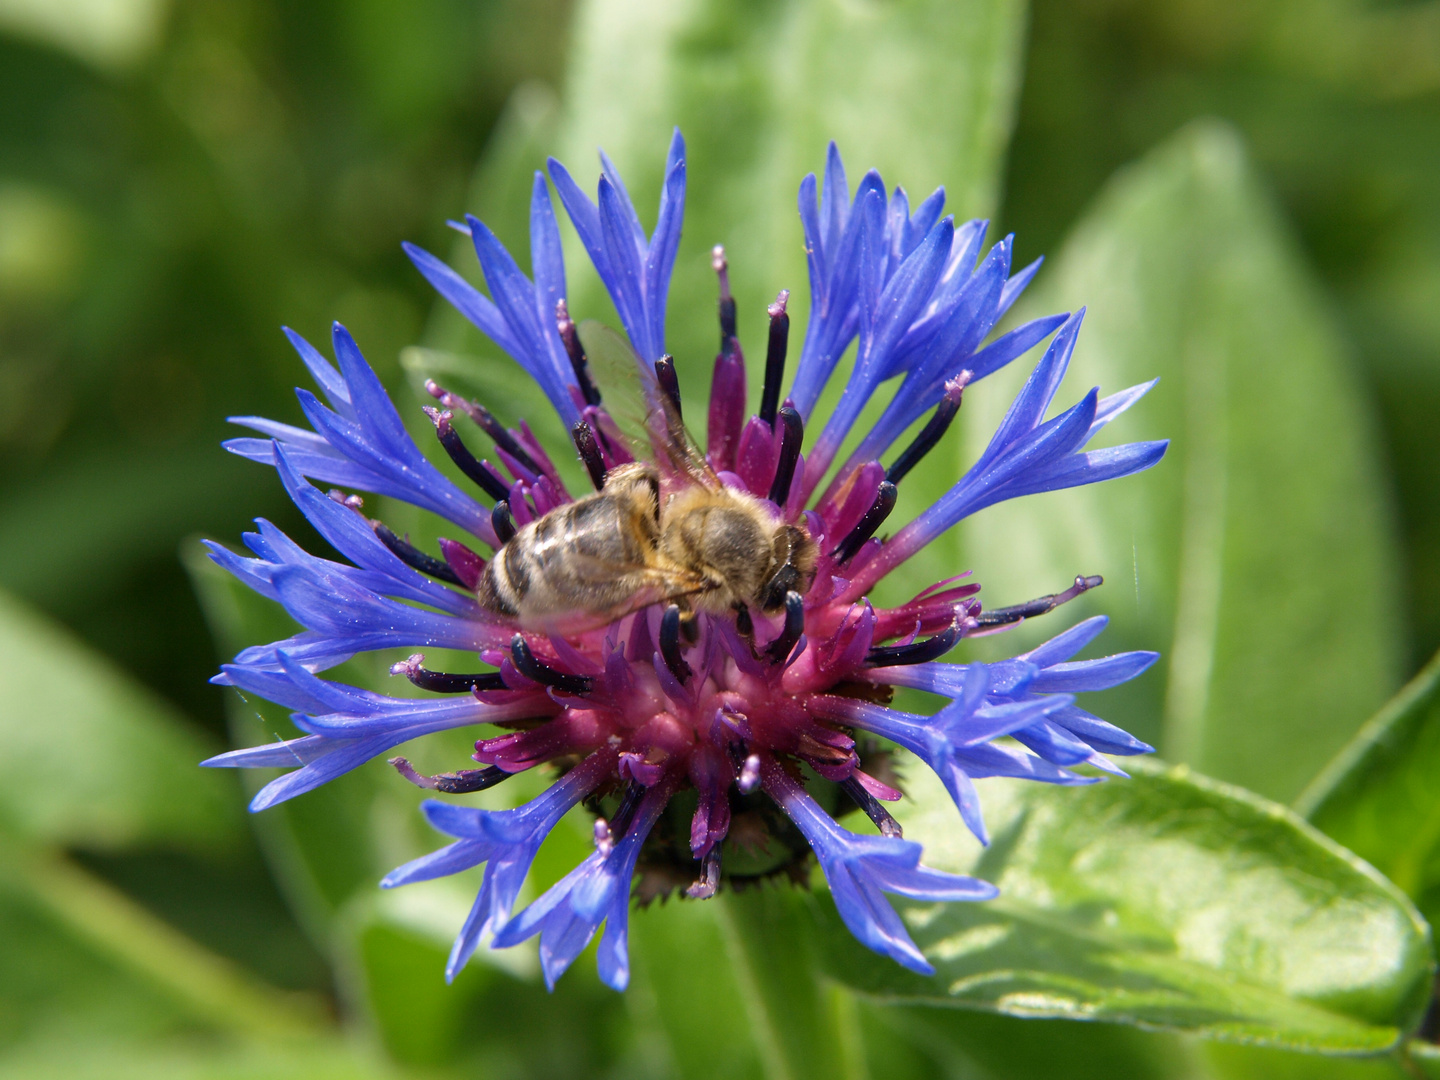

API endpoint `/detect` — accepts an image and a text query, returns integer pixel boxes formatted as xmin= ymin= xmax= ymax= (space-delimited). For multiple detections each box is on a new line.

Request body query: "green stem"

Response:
xmin=6 ymin=840 xmax=329 ymax=1040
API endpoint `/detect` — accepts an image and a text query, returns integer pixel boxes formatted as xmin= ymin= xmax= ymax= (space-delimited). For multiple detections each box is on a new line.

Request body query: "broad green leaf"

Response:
xmin=552 ymin=0 xmax=1027 ymax=380
xmin=1408 ymin=1041 xmax=1440 ymax=1079
xmin=0 ymin=0 xmax=170 ymax=73
xmin=1202 ymin=1041 xmax=1413 ymax=1079
xmin=1298 ymin=647 xmax=1440 ymax=929
xmin=554 ymin=0 xmax=1026 ymax=600
xmin=814 ymin=756 xmax=1432 ymax=1053
xmin=878 ymin=1006 xmax=1201 ymax=1079
xmin=958 ymin=120 xmax=1402 ymax=801
xmin=0 ymin=587 xmax=235 ymax=849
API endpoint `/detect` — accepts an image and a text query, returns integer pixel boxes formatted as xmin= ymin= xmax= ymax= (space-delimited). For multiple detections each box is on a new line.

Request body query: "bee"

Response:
xmin=476 ymin=327 xmax=816 ymax=631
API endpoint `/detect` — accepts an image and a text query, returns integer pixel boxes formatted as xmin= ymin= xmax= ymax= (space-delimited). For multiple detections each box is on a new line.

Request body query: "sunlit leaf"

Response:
xmin=814 ymin=756 xmax=1432 ymax=1053
xmin=957 ymin=120 xmax=1403 ymax=802
xmin=1299 ymin=647 xmax=1440 ymax=930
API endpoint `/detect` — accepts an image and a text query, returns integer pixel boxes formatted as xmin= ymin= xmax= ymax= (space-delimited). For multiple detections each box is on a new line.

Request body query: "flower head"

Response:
xmin=205 ymin=130 xmax=1167 ymax=990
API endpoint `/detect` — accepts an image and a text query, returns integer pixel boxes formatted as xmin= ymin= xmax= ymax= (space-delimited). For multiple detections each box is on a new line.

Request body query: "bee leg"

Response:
xmin=759 ymin=562 xmax=800 ymax=612
xmin=733 ymin=603 xmax=754 ymax=639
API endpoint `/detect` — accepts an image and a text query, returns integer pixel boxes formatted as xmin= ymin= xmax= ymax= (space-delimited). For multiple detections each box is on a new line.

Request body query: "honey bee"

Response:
xmin=475 ymin=327 xmax=816 ymax=630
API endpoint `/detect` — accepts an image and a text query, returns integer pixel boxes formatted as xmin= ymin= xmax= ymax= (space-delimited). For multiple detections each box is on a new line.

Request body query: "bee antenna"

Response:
xmin=885 ymin=373 xmax=968 ymax=485
xmin=556 ymin=299 xmax=602 ymax=407
xmin=765 ymin=590 xmax=806 ymax=664
xmin=768 ymin=406 xmax=803 ymax=504
xmin=510 ymin=634 xmax=592 ymax=694
xmin=659 ymin=604 xmax=694 ymax=683
xmin=759 ymin=290 xmax=790 ymax=427
xmin=865 ymin=621 xmax=962 ymax=667
xmin=974 ymin=574 xmax=1103 ymax=629
xmin=424 ymin=407 xmax=511 ymax=503
xmin=654 ymin=355 xmax=682 ymax=418
xmin=491 ymin=501 xmax=517 ymax=545
xmin=572 ymin=420 xmax=608 ymax=490
xmin=830 ymin=481 xmax=897 ymax=564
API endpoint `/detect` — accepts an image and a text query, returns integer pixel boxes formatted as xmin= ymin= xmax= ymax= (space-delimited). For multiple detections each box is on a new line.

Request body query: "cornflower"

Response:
xmin=205 ymin=131 xmax=1166 ymax=990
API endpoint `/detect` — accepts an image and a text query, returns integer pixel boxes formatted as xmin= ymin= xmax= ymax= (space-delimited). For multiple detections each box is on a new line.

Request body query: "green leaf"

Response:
xmin=551 ymin=0 xmax=1027 ymax=351
xmin=1407 ymin=1041 xmax=1440 ymax=1080
xmin=815 ymin=756 xmax=1432 ymax=1053
xmin=877 ymin=1006 xmax=1200 ymax=1080
xmin=0 ymin=587 xmax=235 ymax=850
xmin=1202 ymin=1041 xmax=1413 ymax=1079
xmin=0 ymin=1039 xmax=405 ymax=1080
xmin=1299 ymin=646 xmax=1440 ymax=929
xmin=627 ymin=897 xmax=768 ymax=1080
xmin=957 ymin=119 xmax=1404 ymax=802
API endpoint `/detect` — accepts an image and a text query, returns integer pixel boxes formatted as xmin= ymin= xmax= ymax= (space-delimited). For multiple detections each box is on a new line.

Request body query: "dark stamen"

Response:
xmin=426 ymin=380 xmax=543 ymax=476
xmin=609 ymin=782 xmax=645 ymax=837
xmin=713 ymin=246 xmax=736 ymax=350
xmin=687 ymin=846 xmax=722 ymax=899
xmin=556 ymin=299 xmax=602 ymax=407
xmin=866 ymin=622 xmax=962 ymax=667
xmin=830 ymin=481 xmax=897 ymax=563
xmin=759 ymin=290 xmax=790 ymax=427
xmin=765 ymin=590 xmax=805 ymax=664
xmin=425 ymin=407 xmax=510 ymax=502
xmin=392 ymin=654 xmax=505 ymax=693
xmin=390 ymin=757 xmax=512 ymax=794
xmin=654 ymin=355 xmax=682 ymax=419
xmin=573 ymin=420 xmax=607 ymax=490
xmin=767 ymin=406 xmax=803 ymax=504
xmin=510 ymin=634 xmax=591 ymax=694
xmin=373 ymin=522 xmax=466 ymax=587
xmin=975 ymin=574 xmax=1103 ymax=628
xmin=886 ymin=374 xmax=968 ymax=486
xmin=840 ymin=776 xmax=903 ymax=839
xmin=492 ymin=501 xmax=517 ymax=545
xmin=659 ymin=604 xmax=693 ymax=683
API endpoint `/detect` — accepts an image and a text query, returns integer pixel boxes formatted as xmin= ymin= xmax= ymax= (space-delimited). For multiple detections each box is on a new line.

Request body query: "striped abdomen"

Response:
xmin=477 ymin=471 xmax=663 ymax=622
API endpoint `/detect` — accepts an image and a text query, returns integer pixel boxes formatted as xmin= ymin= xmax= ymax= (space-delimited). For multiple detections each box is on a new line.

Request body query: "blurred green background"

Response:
xmin=2 ymin=0 xmax=1439 ymax=1076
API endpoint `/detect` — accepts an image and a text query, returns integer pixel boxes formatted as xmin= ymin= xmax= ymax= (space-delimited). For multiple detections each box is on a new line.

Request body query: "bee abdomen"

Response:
xmin=476 ymin=545 xmax=523 ymax=616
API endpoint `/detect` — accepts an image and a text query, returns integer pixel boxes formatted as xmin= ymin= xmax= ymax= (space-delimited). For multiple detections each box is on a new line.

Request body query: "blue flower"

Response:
xmin=761 ymin=754 xmax=997 ymax=974
xmin=203 ymin=135 xmax=1167 ymax=989
xmin=381 ymin=748 xmax=617 ymax=982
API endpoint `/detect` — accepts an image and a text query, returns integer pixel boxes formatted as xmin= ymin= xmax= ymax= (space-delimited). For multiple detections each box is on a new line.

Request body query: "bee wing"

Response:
xmin=529 ymin=573 xmax=714 ymax=636
xmin=578 ymin=320 xmax=719 ymax=489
